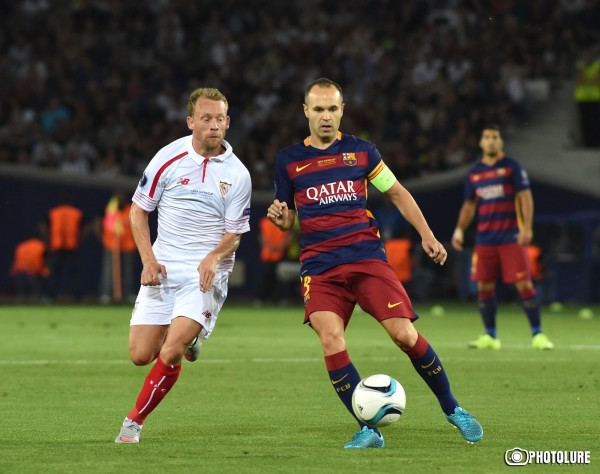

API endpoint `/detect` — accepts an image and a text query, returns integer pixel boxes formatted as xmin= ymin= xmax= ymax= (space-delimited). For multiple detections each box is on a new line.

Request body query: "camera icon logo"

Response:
xmin=505 ymin=448 xmax=530 ymax=466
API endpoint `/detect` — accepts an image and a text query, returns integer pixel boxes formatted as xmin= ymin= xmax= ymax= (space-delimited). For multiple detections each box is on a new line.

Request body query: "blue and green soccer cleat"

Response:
xmin=343 ymin=426 xmax=385 ymax=449
xmin=446 ymin=407 xmax=483 ymax=443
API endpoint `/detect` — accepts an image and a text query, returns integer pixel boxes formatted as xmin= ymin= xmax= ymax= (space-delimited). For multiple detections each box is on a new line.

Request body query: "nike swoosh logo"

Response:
xmin=331 ymin=374 xmax=348 ymax=385
xmin=387 ymin=302 xmax=403 ymax=308
xmin=421 ymin=357 xmax=436 ymax=369
xmin=295 ymin=163 xmax=312 ymax=172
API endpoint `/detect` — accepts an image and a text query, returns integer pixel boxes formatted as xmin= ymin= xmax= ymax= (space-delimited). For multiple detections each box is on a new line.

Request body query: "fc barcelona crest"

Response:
xmin=219 ymin=181 xmax=232 ymax=196
xmin=342 ymin=152 xmax=357 ymax=166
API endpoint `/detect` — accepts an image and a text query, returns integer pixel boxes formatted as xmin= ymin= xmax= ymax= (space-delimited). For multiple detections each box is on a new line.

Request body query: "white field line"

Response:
xmin=1 ymin=343 xmax=599 ymax=366
xmin=0 ymin=357 xmax=575 ymax=365
xmin=0 ymin=343 xmax=598 ymax=366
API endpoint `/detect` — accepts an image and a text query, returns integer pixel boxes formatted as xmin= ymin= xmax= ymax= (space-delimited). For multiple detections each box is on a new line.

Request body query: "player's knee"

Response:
xmin=158 ymin=341 xmax=186 ymax=365
xmin=130 ymin=351 xmax=155 ymax=366
xmin=319 ymin=332 xmax=346 ymax=354
xmin=389 ymin=324 xmax=418 ymax=348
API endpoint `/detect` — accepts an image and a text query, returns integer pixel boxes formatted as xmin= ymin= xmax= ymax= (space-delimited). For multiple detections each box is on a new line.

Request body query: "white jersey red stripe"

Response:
xmin=149 ymin=151 xmax=188 ymax=198
xmin=133 ymin=135 xmax=251 ymax=273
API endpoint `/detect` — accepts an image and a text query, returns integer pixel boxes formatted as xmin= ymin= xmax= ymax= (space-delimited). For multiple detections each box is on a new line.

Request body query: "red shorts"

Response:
xmin=471 ymin=243 xmax=531 ymax=283
xmin=301 ymin=259 xmax=417 ymax=327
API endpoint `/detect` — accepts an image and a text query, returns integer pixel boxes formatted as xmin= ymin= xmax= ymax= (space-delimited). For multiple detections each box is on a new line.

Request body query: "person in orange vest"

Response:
xmin=384 ymin=230 xmax=413 ymax=285
xmin=256 ymin=215 xmax=291 ymax=304
xmin=10 ymin=226 xmax=49 ymax=302
xmin=526 ymin=243 xmax=543 ymax=283
xmin=47 ymin=193 xmax=84 ymax=301
xmin=99 ymin=192 xmax=137 ymax=303
xmin=525 ymin=241 xmax=557 ymax=304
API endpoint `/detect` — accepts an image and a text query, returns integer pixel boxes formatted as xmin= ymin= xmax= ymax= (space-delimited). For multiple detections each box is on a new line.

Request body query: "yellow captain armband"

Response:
xmin=369 ymin=163 xmax=397 ymax=192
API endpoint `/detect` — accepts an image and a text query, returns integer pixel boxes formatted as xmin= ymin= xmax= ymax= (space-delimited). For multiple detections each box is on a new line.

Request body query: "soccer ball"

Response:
xmin=352 ymin=374 xmax=406 ymax=427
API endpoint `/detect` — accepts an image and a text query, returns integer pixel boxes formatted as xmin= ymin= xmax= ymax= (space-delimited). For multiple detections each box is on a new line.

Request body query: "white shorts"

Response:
xmin=130 ymin=270 xmax=230 ymax=340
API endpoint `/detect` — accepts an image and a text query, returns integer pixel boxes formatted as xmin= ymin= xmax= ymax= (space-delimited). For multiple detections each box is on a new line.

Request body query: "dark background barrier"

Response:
xmin=2 ymin=172 xmax=599 ymax=303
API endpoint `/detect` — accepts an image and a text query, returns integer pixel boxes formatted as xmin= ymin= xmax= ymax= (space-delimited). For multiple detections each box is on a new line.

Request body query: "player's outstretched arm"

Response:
xmin=421 ymin=235 xmax=448 ymax=266
xmin=267 ymin=199 xmax=296 ymax=231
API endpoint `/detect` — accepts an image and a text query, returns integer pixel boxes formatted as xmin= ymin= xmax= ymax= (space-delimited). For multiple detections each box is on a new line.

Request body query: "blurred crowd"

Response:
xmin=1 ymin=0 xmax=598 ymax=189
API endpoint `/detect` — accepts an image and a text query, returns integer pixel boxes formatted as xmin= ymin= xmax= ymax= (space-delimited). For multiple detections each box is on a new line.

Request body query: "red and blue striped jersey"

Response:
xmin=464 ymin=155 xmax=530 ymax=246
xmin=274 ymin=132 xmax=388 ymax=276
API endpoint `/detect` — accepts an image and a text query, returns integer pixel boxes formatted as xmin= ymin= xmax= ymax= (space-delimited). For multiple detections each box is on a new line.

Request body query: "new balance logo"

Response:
xmin=178 ymin=177 xmax=190 ymax=185
xmin=202 ymin=310 xmax=212 ymax=319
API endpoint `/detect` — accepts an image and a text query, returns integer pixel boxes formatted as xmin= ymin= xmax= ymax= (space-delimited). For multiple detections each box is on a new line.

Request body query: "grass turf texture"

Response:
xmin=0 ymin=303 xmax=598 ymax=473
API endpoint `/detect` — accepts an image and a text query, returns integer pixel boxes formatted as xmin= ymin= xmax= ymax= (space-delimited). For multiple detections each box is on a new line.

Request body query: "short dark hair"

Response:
xmin=304 ymin=78 xmax=344 ymax=103
xmin=482 ymin=124 xmax=501 ymax=135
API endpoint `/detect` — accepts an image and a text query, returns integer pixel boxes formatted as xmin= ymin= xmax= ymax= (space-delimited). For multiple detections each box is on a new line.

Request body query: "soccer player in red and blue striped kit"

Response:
xmin=451 ymin=125 xmax=554 ymax=350
xmin=267 ymin=78 xmax=483 ymax=448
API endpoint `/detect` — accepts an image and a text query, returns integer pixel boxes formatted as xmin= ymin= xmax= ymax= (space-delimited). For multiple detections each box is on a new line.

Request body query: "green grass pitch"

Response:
xmin=0 ymin=302 xmax=598 ymax=473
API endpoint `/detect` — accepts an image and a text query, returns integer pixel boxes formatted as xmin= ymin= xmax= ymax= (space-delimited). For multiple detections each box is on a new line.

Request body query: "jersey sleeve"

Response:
xmin=463 ymin=173 xmax=476 ymax=201
xmin=132 ymin=155 xmax=169 ymax=212
xmin=365 ymin=143 xmax=383 ymax=175
xmin=224 ymin=168 xmax=252 ymax=234
xmin=512 ymin=160 xmax=530 ymax=192
xmin=274 ymin=151 xmax=294 ymax=209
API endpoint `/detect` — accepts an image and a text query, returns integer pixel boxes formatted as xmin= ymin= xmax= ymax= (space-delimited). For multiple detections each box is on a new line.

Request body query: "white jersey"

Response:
xmin=133 ymin=136 xmax=251 ymax=273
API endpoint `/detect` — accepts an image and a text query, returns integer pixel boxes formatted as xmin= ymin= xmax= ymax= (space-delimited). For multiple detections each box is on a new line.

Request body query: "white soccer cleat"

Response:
xmin=184 ymin=336 xmax=203 ymax=362
xmin=115 ymin=417 xmax=142 ymax=443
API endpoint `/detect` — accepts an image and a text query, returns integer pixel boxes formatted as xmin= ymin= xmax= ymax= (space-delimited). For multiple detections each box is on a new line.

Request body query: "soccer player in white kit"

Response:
xmin=115 ymin=88 xmax=252 ymax=443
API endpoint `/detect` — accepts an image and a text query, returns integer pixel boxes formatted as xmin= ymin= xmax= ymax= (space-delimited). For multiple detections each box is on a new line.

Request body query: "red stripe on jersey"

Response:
xmin=295 ymin=179 xmax=366 ymax=207
xmin=503 ymin=183 xmax=515 ymax=195
xmin=301 ymin=209 xmax=369 ymax=233
xmin=469 ymin=165 xmax=513 ymax=184
xmin=477 ymin=218 xmax=518 ymax=232
xmin=286 ymin=151 xmax=369 ymax=180
xmin=149 ymin=151 xmax=188 ymax=198
xmin=301 ymin=229 xmax=379 ymax=260
xmin=478 ymin=201 xmax=516 ymax=215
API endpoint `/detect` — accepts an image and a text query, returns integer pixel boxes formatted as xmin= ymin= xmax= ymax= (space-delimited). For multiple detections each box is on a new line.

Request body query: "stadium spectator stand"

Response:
xmin=1 ymin=0 xmax=598 ymax=189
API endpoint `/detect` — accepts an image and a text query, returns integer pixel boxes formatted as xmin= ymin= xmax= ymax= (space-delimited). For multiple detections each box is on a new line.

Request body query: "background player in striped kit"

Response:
xmin=115 ymin=88 xmax=252 ymax=443
xmin=451 ymin=125 xmax=554 ymax=350
xmin=267 ymin=78 xmax=482 ymax=448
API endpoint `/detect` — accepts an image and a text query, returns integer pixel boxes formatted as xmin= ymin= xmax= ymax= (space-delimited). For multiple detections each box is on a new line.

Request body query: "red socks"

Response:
xmin=127 ymin=357 xmax=181 ymax=425
xmin=324 ymin=350 xmax=352 ymax=371
xmin=402 ymin=333 xmax=429 ymax=359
